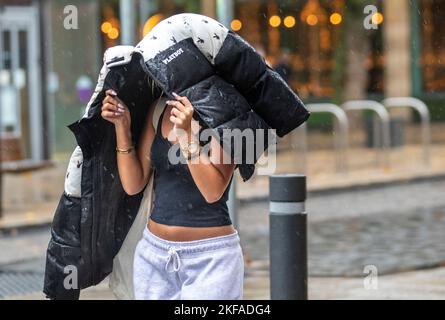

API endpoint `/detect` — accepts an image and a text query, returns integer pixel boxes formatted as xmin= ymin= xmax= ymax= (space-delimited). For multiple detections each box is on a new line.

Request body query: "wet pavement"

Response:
xmin=238 ymin=177 xmax=445 ymax=276
xmin=0 ymin=229 xmax=48 ymax=298
xmin=308 ymin=206 xmax=445 ymax=276
xmin=1 ymin=177 xmax=445 ymax=298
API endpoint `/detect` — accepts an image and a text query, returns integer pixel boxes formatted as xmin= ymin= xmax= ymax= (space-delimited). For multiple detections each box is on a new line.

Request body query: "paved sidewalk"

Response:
xmin=2 ymin=143 xmax=445 ymax=230
xmin=240 ymin=144 xmax=445 ymax=199
xmin=0 ymin=202 xmax=57 ymax=231
xmin=7 ymin=265 xmax=445 ymax=300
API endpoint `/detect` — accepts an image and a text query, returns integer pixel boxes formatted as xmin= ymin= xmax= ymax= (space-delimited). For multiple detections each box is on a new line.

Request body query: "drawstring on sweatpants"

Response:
xmin=165 ymin=247 xmax=181 ymax=272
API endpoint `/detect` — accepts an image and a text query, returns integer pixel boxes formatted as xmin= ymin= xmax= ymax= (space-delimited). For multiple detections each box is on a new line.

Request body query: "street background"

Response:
xmin=1 ymin=0 xmax=445 ymax=299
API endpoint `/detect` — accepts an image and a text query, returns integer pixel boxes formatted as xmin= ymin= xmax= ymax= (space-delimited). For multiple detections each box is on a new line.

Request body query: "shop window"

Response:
xmin=99 ymin=0 xmax=201 ymax=49
xmin=233 ymin=0 xmax=384 ymax=99
xmin=420 ymin=0 xmax=445 ymax=93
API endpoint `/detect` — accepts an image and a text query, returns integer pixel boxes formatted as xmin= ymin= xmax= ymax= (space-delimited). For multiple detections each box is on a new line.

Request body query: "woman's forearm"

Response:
xmin=115 ymin=125 xmax=146 ymax=195
xmin=166 ymin=93 xmax=234 ymax=203
xmin=179 ymin=131 xmax=233 ymax=203
xmin=187 ymin=159 xmax=229 ymax=203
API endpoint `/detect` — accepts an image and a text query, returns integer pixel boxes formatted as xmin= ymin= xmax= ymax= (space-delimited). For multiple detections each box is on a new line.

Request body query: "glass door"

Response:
xmin=0 ymin=6 xmax=43 ymax=161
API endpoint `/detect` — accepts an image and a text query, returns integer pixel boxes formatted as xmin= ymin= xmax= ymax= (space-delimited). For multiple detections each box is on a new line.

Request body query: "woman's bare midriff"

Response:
xmin=147 ymin=218 xmax=236 ymax=242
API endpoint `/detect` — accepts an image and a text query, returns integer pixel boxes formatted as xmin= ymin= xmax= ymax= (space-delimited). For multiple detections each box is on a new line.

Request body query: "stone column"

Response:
xmin=384 ymin=0 xmax=412 ymax=119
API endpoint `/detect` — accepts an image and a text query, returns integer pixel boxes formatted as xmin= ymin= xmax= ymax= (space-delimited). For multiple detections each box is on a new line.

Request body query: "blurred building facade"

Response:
xmin=0 ymin=0 xmax=444 ymax=161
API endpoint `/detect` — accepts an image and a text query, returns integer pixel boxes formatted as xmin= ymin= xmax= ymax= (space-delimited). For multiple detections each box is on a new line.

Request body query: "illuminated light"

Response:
xmin=108 ymin=28 xmax=119 ymax=40
xmin=269 ymin=15 xmax=281 ymax=28
xmin=231 ymin=19 xmax=242 ymax=31
xmin=283 ymin=16 xmax=296 ymax=28
xmin=101 ymin=21 xmax=112 ymax=33
xmin=330 ymin=13 xmax=342 ymax=25
xmin=306 ymin=14 xmax=318 ymax=26
xmin=372 ymin=12 xmax=384 ymax=25
xmin=143 ymin=13 xmax=164 ymax=36
xmin=109 ymin=17 xmax=120 ymax=28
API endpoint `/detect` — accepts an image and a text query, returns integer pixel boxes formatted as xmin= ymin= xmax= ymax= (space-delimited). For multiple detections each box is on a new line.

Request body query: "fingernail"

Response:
xmin=172 ymin=92 xmax=179 ymax=97
xmin=110 ymin=90 xmax=117 ymax=96
xmin=118 ymin=108 xmax=124 ymax=113
xmin=114 ymin=112 xmax=120 ymax=116
xmin=118 ymin=103 xmax=124 ymax=109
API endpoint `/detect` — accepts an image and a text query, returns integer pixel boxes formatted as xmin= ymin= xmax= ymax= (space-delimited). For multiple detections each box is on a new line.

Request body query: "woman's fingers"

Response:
xmin=104 ymin=90 xmax=126 ymax=110
xmin=102 ymin=102 xmax=122 ymax=113
xmin=101 ymin=90 xmax=131 ymax=126
xmin=169 ymin=115 xmax=181 ymax=125
xmin=104 ymin=96 xmax=125 ymax=111
xmin=173 ymin=93 xmax=192 ymax=108
xmin=102 ymin=110 xmax=122 ymax=118
xmin=103 ymin=95 xmax=118 ymax=106
xmin=167 ymin=100 xmax=193 ymax=120
xmin=106 ymin=89 xmax=117 ymax=95
xmin=116 ymin=103 xmax=125 ymax=113
xmin=167 ymin=100 xmax=186 ymax=112
xmin=113 ymin=96 xmax=126 ymax=110
xmin=104 ymin=89 xmax=119 ymax=103
xmin=168 ymin=93 xmax=194 ymax=131
xmin=170 ymin=106 xmax=187 ymax=120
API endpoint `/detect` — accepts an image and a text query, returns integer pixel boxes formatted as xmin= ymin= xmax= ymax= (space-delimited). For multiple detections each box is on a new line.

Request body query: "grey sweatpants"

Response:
xmin=133 ymin=226 xmax=244 ymax=300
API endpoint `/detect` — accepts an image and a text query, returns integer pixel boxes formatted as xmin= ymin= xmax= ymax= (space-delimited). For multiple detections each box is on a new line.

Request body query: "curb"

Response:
xmin=238 ymin=172 xmax=445 ymax=205
xmin=0 ymin=219 xmax=53 ymax=235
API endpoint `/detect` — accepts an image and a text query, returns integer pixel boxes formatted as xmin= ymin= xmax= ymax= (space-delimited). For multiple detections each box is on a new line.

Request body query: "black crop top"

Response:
xmin=149 ymin=103 xmax=233 ymax=227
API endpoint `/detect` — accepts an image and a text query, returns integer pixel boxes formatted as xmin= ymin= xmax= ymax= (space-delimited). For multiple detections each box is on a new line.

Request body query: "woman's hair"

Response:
xmin=148 ymin=75 xmax=163 ymax=99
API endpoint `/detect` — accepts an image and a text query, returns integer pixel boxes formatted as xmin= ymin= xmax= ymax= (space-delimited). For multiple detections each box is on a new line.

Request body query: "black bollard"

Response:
xmin=269 ymin=174 xmax=307 ymax=300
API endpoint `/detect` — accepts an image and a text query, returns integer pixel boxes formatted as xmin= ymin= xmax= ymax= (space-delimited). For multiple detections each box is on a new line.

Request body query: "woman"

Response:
xmin=101 ymin=84 xmax=243 ymax=300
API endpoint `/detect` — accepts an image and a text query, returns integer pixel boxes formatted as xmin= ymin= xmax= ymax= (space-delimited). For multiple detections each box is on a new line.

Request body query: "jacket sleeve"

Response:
xmin=214 ymin=31 xmax=309 ymax=137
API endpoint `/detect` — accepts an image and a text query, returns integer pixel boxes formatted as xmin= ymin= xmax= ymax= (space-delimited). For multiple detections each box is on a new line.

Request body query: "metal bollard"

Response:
xmin=269 ymin=174 xmax=307 ymax=300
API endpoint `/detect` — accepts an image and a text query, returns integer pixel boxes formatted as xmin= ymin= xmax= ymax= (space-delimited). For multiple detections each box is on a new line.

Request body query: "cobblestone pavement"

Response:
xmin=238 ymin=177 xmax=445 ymax=276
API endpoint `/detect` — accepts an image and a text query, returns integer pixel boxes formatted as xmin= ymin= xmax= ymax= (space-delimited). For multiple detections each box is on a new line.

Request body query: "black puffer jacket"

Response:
xmin=43 ymin=13 xmax=309 ymax=299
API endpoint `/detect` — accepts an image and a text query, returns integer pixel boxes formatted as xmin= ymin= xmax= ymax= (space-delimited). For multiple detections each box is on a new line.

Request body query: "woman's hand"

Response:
xmin=167 ymin=92 xmax=198 ymax=139
xmin=101 ymin=89 xmax=131 ymax=130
